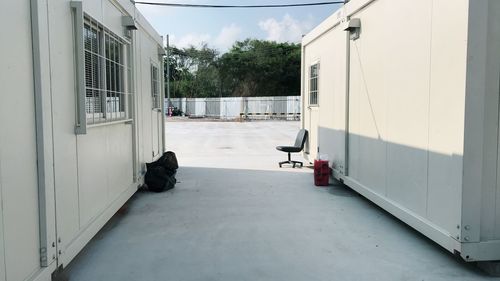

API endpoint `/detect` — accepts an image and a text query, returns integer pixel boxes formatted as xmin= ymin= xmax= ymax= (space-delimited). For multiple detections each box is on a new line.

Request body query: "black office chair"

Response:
xmin=276 ymin=129 xmax=308 ymax=168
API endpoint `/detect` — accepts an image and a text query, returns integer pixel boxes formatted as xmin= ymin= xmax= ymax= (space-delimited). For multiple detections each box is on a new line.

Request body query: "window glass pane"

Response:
xmin=104 ymin=32 xmax=124 ymax=118
xmin=83 ymin=16 xmax=127 ymax=124
xmin=151 ymin=65 xmax=160 ymax=109
xmin=309 ymin=63 xmax=319 ymax=105
xmin=84 ymin=23 xmax=102 ymax=116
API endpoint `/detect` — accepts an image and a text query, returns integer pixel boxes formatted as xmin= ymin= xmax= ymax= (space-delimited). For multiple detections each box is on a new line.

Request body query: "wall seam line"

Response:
xmin=0 ymin=153 xmax=7 ymax=281
xmin=425 ymin=0 xmax=434 ymax=221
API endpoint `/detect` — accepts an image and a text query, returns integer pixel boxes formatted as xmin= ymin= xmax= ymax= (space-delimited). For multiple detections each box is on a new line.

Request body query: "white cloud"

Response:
xmin=214 ymin=24 xmax=242 ymax=51
xmin=258 ymin=14 xmax=313 ymax=43
xmin=169 ymin=24 xmax=242 ymax=52
xmin=170 ymin=33 xmax=212 ymax=49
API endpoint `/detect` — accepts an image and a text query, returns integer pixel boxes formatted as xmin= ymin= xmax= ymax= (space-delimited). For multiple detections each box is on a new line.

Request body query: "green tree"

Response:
xmin=165 ymin=44 xmax=220 ymax=98
xmin=164 ymin=39 xmax=301 ymax=98
xmin=219 ymin=39 xmax=301 ymax=97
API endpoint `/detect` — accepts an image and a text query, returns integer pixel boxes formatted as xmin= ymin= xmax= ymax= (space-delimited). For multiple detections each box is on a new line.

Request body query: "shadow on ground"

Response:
xmin=62 ymin=166 xmax=492 ymax=281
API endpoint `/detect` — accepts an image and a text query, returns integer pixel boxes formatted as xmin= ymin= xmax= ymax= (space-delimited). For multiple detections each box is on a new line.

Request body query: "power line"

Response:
xmin=133 ymin=1 xmax=344 ymax=8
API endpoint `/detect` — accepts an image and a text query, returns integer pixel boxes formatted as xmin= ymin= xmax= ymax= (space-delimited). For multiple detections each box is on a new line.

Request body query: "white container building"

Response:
xmin=0 ymin=1 xmax=165 ymax=280
xmin=302 ymin=0 xmax=500 ymax=262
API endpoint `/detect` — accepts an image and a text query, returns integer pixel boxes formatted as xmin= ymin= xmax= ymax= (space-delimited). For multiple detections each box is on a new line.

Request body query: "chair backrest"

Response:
xmin=294 ymin=129 xmax=308 ymax=149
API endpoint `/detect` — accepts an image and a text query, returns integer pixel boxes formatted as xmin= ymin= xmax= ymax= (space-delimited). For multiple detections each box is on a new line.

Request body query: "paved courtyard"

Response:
xmin=64 ymin=120 xmax=494 ymax=281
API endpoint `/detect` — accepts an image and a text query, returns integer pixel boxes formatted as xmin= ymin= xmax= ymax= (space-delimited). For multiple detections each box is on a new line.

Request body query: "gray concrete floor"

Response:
xmin=65 ymin=121 xmax=496 ymax=281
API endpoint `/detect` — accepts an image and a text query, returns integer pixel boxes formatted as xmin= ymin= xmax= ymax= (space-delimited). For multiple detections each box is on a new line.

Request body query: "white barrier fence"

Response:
xmin=166 ymin=96 xmax=301 ymax=120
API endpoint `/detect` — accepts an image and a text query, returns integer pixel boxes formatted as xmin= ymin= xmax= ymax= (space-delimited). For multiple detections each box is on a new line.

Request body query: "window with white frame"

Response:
xmin=309 ymin=63 xmax=319 ymax=106
xmin=151 ymin=65 xmax=160 ymax=109
xmin=84 ymin=17 xmax=129 ymax=124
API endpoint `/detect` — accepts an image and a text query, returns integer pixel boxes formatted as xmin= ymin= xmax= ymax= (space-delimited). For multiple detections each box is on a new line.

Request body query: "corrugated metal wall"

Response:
xmin=167 ymin=96 xmax=301 ymax=120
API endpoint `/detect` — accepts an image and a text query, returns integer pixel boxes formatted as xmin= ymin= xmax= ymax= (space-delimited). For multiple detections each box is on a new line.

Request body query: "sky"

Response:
xmin=136 ymin=0 xmax=343 ymax=53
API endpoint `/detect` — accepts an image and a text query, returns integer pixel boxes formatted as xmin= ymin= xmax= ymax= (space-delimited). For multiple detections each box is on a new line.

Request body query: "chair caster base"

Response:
xmin=279 ymin=161 xmax=303 ymax=168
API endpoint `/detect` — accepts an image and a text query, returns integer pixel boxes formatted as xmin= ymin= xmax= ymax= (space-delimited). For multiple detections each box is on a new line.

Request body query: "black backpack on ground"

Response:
xmin=159 ymin=151 xmax=179 ymax=171
xmin=145 ymin=151 xmax=178 ymax=193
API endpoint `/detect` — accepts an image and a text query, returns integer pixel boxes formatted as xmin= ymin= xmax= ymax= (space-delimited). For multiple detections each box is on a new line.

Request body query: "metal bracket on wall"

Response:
xmin=344 ymin=18 xmax=361 ymax=40
xmin=40 ymin=247 xmax=47 ymax=266
xmin=122 ymin=16 xmax=138 ymax=30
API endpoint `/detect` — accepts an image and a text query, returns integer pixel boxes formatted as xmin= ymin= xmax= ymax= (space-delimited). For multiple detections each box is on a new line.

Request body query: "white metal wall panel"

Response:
xmin=140 ymin=29 xmax=151 ymax=164
xmin=462 ymin=0 xmax=496 ymax=244
xmin=494 ymin=0 xmax=500 ymax=240
xmin=134 ymin=31 xmax=146 ymax=176
xmin=77 ymin=129 xmax=110 ymax=226
xmin=77 ymin=124 xmax=134 ymax=227
xmin=348 ymin=0 xmax=465 ymax=220
xmin=0 ymin=141 xmax=5 ymax=281
xmin=286 ymin=96 xmax=300 ymax=117
xmin=348 ymin=0 xmax=388 ymax=197
xmin=47 ymin=0 xmax=82 ymax=256
xmin=481 ymin=0 xmax=500 ymax=241
xmin=137 ymin=27 xmax=163 ymax=165
xmin=0 ymin=0 xmax=164 ymax=278
xmin=426 ymin=0 xmax=468 ymax=239
xmin=141 ymin=31 xmax=154 ymax=161
xmin=383 ymin=0 xmax=432 ymax=217
xmin=46 ymin=0 xmax=161 ymax=267
xmin=304 ymin=25 xmax=347 ymax=171
xmin=103 ymin=0 xmax=126 ymax=38
xmin=169 ymin=97 xmax=299 ymax=119
xmin=83 ymin=0 xmax=103 ymax=23
xmin=302 ymin=51 xmax=320 ymax=160
xmin=196 ymin=100 xmax=207 ymax=116
xmin=0 ymin=1 xmax=41 ymax=280
xmin=302 ymin=0 xmax=500 ymax=261
xmin=181 ymin=98 xmax=187 ymax=114
xmin=221 ymin=97 xmax=242 ymax=119
xmin=0 ymin=158 xmax=4 ymax=281
xmin=106 ymin=125 xmax=134 ymax=198
xmin=326 ymin=28 xmax=347 ymax=171
xmin=308 ymin=109 xmax=320 ymax=160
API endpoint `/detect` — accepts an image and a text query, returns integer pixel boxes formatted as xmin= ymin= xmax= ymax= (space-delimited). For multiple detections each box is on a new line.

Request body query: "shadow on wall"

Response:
xmin=317 ymin=126 xmax=464 ymax=235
